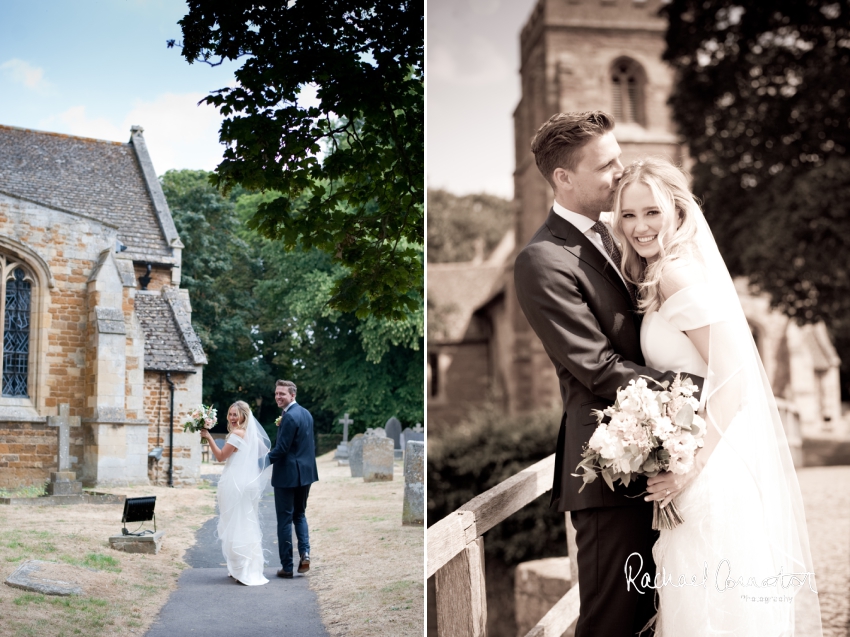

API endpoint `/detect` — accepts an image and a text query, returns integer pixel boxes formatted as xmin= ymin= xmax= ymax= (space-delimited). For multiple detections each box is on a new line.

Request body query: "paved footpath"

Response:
xmin=798 ymin=465 xmax=850 ymax=637
xmin=145 ymin=475 xmax=328 ymax=637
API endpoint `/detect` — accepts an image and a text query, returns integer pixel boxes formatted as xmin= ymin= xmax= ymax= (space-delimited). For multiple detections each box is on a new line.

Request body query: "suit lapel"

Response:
xmin=545 ymin=209 xmax=632 ymax=305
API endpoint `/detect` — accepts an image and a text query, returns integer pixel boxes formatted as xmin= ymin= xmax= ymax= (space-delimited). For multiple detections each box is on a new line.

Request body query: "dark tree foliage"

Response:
xmin=661 ymin=1 xmax=850 ymax=388
xmin=161 ymin=169 xmax=281 ymax=428
xmin=176 ymin=0 xmax=424 ymax=320
xmin=426 ymin=189 xmax=515 ymax=264
xmin=428 ymin=406 xmax=566 ymax=566
xmin=162 ymin=170 xmax=423 ymax=437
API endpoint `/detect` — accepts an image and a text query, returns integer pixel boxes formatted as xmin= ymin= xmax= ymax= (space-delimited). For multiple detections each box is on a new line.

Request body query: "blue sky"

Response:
xmin=0 ymin=0 xmax=240 ymax=174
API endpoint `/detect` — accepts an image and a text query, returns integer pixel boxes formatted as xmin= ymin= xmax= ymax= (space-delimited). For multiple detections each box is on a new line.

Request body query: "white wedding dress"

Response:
xmin=216 ymin=417 xmax=273 ymax=586
xmin=642 ymin=282 xmax=821 ymax=636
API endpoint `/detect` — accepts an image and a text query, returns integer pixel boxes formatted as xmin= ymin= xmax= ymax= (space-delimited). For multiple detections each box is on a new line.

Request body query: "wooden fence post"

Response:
xmin=436 ymin=536 xmax=487 ymax=637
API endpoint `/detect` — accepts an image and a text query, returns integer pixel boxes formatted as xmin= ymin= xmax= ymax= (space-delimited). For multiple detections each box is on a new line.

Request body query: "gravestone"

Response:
xmin=5 ymin=560 xmax=83 ymax=596
xmin=334 ymin=412 xmax=354 ymax=465
xmin=362 ymin=429 xmax=394 ymax=482
xmin=400 ymin=422 xmax=424 ymax=451
xmin=46 ymin=404 xmax=82 ymax=496
xmin=402 ymin=440 xmax=424 ymax=525
xmin=385 ymin=417 xmax=402 ymax=449
xmin=348 ymin=434 xmax=365 ymax=478
xmin=385 ymin=417 xmax=403 ymax=460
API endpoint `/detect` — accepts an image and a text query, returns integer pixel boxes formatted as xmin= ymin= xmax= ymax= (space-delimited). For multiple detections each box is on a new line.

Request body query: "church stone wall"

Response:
xmin=0 ymin=194 xmax=119 ymax=419
xmin=143 ymin=370 xmax=202 ymax=486
xmin=132 ymin=264 xmax=173 ymax=292
xmin=0 ymin=194 xmax=119 ymax=486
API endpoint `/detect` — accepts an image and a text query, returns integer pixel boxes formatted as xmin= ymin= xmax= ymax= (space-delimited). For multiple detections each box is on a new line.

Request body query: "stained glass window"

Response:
xmin=3 ymin=267 xmax=31 ymax=397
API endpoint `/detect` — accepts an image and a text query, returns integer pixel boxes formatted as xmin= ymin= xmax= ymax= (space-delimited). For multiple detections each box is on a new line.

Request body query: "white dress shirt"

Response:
xmin=552 ymin=201 xmax=626 ymax=284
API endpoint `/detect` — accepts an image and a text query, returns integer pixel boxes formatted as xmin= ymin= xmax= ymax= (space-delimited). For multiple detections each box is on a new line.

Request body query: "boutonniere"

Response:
xmin=274 ymin=416 xmax=282 ymax=427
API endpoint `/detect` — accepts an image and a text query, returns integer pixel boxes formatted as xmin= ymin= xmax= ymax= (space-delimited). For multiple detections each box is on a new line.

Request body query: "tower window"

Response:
xmin=611 ymin=58 xmax=646 ymax=126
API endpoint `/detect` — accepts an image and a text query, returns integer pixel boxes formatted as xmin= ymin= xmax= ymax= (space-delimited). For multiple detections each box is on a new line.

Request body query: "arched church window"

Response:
xmin=611 ymin=58 xmax=646 ymax=126
xmin=1 ymin=261 xmax=33 ymax=397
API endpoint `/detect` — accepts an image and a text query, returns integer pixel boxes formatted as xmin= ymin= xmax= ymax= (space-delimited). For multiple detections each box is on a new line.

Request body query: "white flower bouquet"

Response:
xmin=573 ymin=375 xmax=705 ymax=530
xmin=184 ymin=404 xmax=218 ymax=444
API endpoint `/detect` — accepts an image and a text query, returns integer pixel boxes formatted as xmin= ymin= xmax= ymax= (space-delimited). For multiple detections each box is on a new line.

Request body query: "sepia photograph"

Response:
xmin=427 ymin=1 xmax=850 ymax=636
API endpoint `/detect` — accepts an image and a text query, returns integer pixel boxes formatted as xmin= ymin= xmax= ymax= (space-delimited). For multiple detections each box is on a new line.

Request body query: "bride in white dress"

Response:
xmin=610 ymin=158 xmax=822 ymax=636
xmin=201 ymin=401 xmax=272 ymax=586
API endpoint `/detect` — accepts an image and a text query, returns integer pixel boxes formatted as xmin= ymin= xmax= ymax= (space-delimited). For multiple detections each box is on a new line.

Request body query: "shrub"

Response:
xmin=427 ymin=404 xmax=567 ymax=566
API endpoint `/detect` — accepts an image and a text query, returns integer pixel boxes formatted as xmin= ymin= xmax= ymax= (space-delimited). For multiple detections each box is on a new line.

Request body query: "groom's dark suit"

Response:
xmin=268 ymin=401 xmax=318 ymax=574
xmin=515 ymin=210 xmax=699 ymax=637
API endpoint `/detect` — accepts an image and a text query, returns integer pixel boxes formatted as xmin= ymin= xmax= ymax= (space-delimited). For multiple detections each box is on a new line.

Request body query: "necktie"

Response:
xmin=591 ymin=220 xmax=622 ymax=270
xmin=591 ymin=220 xmax=638 ymax=306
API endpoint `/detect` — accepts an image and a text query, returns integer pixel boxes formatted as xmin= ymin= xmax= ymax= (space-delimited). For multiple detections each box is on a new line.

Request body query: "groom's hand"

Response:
xmin=645 ymin=470 xmax=697 ymax=508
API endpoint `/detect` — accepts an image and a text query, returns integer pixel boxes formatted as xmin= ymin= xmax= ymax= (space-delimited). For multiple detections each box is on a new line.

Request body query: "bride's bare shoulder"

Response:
xmin=658 ymin=256 xmax=708 ymax=299
xmin=230 ymin=429 xmax=247 ymax=439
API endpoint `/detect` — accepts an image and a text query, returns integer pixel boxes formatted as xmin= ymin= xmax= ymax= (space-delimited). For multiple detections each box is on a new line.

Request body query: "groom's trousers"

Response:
xmin=571 ymin=503 xmax=658 ymax=637
xmin=274 ymin=485 xmax=311 ymax=573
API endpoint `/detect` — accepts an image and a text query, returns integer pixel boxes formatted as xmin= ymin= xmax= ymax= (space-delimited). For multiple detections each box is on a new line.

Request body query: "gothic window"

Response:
xmin=611 ymin=58 xmax=646 ymax=126
xmin=1 ymin=261 xmax=33 ymax=397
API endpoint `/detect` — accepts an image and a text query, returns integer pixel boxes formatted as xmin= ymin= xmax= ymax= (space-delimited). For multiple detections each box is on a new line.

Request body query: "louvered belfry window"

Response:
xmin=2 ymin=263 xmax=32 ymax=397
xmin=611 ymin=58 xmax=645 ymax=126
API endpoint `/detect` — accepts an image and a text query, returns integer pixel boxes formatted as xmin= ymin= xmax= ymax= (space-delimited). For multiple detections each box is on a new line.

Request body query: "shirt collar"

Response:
xmin=552 ymin=200 xmax=597 ymax=234
xmin=283 ymin=400 xmax=297 ymax=412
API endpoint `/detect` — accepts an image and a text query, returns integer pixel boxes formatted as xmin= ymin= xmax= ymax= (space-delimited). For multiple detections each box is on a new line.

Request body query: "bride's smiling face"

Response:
xmin=619 ymin=181 xmax=669 ymax=263
xmin=227 ymin=407 xmax=242 ymax=429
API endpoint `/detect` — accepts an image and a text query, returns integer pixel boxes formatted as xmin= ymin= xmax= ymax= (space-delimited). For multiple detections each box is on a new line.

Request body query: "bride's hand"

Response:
xmin=645 ymin=469 xmax=697 ymax=508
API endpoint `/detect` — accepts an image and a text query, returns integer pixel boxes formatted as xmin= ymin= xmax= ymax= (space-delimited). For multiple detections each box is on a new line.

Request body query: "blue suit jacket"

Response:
xmin=268 ymin=402 xmax=319 ymax=488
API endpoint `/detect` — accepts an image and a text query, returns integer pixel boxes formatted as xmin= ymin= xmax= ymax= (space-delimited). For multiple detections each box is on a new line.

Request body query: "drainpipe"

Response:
xmin=166 ymin=372 xmax=175 ymax=487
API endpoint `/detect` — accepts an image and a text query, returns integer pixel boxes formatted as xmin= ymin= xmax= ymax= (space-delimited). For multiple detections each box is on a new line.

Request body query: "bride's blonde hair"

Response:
xmin=611 ymin=158 xmax=703 ymax=314
xmin=228 ymin=401 xmax=251 ymax=432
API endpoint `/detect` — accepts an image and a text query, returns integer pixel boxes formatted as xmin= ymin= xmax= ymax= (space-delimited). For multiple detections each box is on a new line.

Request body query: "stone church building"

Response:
xmin=428 ymin=0 xmax=845 ymax=464
xmin=0 ymin=124 xmax=207 ymax=488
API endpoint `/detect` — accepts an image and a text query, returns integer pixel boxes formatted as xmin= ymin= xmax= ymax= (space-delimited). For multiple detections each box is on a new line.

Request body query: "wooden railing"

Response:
xmin=428 ymin=454 xmax=581 ymax=637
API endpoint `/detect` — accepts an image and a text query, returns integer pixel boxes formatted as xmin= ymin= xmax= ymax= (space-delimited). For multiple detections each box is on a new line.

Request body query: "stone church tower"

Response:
xmin=428 ymin=0 xmax=844 ymax=460
xmin=509 ymin=0 xmax=682 ymax=413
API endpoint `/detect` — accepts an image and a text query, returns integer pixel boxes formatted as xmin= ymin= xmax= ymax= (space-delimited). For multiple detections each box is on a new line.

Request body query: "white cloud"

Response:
xmin=468 ymin=0 xmax=501 ymax=17
xmin=50 ymin=106 xmax=124 ymax=142
xmin=0 ymin=59 xmax=51 ymax=93
xmin=297 ymin=83 xmax=321 ymax=110
xmin=121 ymin=93 xmax=225 ymax=172
xmin=43 ymin=93 xmax=226 ymax=173
xmin=428 ymin=36 xmax=512 ymax=87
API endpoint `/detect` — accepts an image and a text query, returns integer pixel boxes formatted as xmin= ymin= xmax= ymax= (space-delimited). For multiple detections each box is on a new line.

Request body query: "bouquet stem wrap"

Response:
xmin=652 ymin=500 xmax=684 ymax=530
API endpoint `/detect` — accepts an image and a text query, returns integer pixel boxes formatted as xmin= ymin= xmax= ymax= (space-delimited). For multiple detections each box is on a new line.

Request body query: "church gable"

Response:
xmin=0 ymin=125 xmax=175 ymax=262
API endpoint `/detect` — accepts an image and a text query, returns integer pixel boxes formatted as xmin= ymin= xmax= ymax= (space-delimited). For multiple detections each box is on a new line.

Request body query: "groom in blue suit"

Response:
xmin=269 ymin=380 xmax=319 ymax=578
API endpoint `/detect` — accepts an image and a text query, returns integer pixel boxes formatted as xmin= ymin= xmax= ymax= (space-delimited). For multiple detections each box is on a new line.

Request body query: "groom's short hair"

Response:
xmin=531 ymin=111 xmax=615 ymax=187
xmin=276 ymin=380 xmax=297 ymax=396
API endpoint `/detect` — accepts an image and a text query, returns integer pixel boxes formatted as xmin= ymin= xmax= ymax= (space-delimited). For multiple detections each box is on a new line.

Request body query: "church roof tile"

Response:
xmin=135 ymin=290 xmax=206 ymax=373
xmin=0 ymin=125 xmax=172 ymax=259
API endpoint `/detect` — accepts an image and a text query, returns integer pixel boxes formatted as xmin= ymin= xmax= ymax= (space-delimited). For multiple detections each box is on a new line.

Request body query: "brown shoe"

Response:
xmin=276 ymin=569 xmax=293 ymax=578
xmin=297 ymin=554 xmax=310 ymax=574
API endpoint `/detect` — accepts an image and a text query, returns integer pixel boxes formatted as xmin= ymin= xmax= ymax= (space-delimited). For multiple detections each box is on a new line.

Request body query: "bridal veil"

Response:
xmin=216 ymin=413 xmax=273 ymax=585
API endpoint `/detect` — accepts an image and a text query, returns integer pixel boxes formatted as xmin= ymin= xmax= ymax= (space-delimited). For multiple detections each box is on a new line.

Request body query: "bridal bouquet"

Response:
xmin=573 ymin=375 xmax=705 ymax=530
xmin=184 ymin=405 xmax=217 ymax=444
